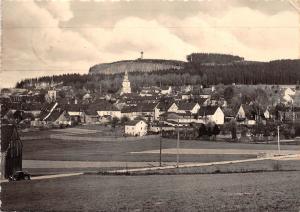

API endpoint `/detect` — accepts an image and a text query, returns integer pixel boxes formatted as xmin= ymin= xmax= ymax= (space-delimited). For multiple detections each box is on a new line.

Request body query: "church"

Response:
xmin=120 ymin=71 xmax=131 ymax=95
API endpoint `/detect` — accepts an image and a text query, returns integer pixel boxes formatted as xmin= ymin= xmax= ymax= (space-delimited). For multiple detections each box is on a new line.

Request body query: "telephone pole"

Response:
xmin=277 ymin=126 xmax=281 ymax=155
xmin=159 ymin=121 xmax=162 ymax=167
xmin=176 ymin=118 xmax=180 ymax=168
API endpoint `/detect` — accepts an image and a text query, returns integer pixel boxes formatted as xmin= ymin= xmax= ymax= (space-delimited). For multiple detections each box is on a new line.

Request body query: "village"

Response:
xmin=2 ymin=0 xmax=300 ymax=210
xmin=1 ymin=70 xmax=300 ymax=140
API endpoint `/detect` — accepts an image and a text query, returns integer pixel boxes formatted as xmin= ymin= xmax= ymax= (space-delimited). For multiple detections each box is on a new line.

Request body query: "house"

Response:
xmin=278 ymin=107 xmax=300 ymax=123
xmin=293 ymin=90 xmax=300 ymax=107
xmin=136 ymin=102 xmax=159 ymax=121
xmin=38 ymin=102 xmax=71 ymax=126
xmin=91 ymin=101 xmax=121 ymax=119
xmin=177 ymin=102 xmax=200 ymax=114
xmin=236 ymin=105 xmax=246 ymax=121
xmin=125 ymin=119 xmax=148 ymax=136
xmin=194 ymin=97 xmax=209 ymax=106
xmin=235 ymin=104 xmax=257 ymax=125
xmin=121 ymin=106 xmax=140 ymax=120
xmin=167 ymin=102 xmax=178 ymax=113
xmin=66 ymin=104 xmax=87 ymax=124
xmin=149 ymin=122 xmax=175 ymax=133
xmin=1 ymin=124 xmax=23 ymax=179
xmin=43 ymin=110 xmax=71 ymax=126
xmin=283 ymin=88 xmax=296 ymax=103
xmin=161 ymin=111 xmax=200 ymax=124
xmin=198 ymin=106 xmax=224 ymax=125
xmin=82 ymin=93 xmax=93 ymax=102
xmin=84 ymin=109 xmax=99 ymax=124
xmin=160 ymin=86 xmax=172 ymax=95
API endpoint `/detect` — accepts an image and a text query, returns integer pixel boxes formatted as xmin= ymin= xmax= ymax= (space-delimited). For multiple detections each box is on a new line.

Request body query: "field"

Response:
xmin=2 ymin=171 xmax=300 ymax=211
xmin=20 ymin=127 xmax=300 ymax=175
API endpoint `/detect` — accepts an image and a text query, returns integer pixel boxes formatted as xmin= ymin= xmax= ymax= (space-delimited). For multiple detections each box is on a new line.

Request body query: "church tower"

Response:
xmin=120 ymin=71 xmax=131 ymax=95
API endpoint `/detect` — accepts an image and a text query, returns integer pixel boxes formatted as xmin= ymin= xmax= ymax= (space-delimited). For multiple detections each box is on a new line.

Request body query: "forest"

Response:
xmin=16 ymin=53 xmax=300 ymax=92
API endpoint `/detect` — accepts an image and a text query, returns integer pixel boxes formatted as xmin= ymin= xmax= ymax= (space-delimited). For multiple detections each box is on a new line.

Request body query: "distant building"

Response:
xmin=47 ymin=89 xmax=57 ymax=102
xmin=1 ymin=124 xmax=23 ymax=179
xmin=125 ymin=119 xmax=148 ymax=136
xmin=198 ymin=106 xmax=224 ymax=125
xmin=161 ymin=86 xmax=172 ymax=95
xmin=120 ymin=71 xmax=131 ymax=95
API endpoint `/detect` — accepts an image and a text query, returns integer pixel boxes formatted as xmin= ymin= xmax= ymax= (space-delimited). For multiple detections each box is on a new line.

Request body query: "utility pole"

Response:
xmin=176 ymin=118 xmax=180 ymax=168
xmin=277 ymin=125 xmax=281 ymax=155
xmin=159 ymin=120 xmax=162 ymax=167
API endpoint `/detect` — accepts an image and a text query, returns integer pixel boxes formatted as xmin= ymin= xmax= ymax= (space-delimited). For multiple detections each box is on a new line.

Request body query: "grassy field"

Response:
xmin=20 ymin=127 xmax=300 ymax=175
xmin=2 ymin=171 xmax=300 ymax=211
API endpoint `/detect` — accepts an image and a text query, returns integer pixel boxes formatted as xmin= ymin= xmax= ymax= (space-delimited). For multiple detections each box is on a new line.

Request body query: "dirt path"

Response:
xmin=131 ymin=148 xmax=300 ymax=155
xmin=110 ymin=153 xmax=300 ymax=173
xmin=22 ymin=160 xmax=175 ymax=169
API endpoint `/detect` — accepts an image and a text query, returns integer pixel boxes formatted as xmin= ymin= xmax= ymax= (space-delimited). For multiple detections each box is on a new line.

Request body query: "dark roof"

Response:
xmin=162 ymin=111 xmax=192 ymax=119
xmin=85 ymin=109 xmax=98 ymax=116
xmin=125 ymin=119 xmax=146 ymax=126
xmin=65 ymin=104 xmax=88 ymax=112
xmin=198 ymin=106 xmax=219 ymax=116
xmin=157 ymin=101 xmax=175 ymax=110
xmin=223 ymin=108 xmax=235 ymax=117
xmin=88 ymin=101 xmax=119 ymax=112
xmin=44 ymin=110 xmax=66 ymax=122
xmin=161 ymin=86 xmax=171 ymax=90
xmin=177 ymin=102 xmax=198 ymax=110
xmin=279 ymin=106 xmax=300 ymax=113
xmin=121 ymin=106 xmax=137 ymax=113
xmin=137 ymin=103 xmax=158 ymax=112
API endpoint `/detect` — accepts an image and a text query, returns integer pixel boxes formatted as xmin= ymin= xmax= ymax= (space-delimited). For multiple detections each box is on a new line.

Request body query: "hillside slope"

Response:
xmin=89 ymin=59 xmax=185 ymax=75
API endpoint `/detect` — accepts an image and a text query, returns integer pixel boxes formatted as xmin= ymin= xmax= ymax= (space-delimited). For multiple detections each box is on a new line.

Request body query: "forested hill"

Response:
xmin=183 ymin=58 xmax=300 ymax=85
xmin=89 ymin=59 xmax=185 ymax=74
xmin=16 ymin=54 xmax=300 ymax=91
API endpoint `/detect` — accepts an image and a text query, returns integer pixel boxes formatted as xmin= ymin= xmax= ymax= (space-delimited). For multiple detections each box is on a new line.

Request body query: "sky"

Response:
xmin=1 ymin=0 xmax=299 ymax=88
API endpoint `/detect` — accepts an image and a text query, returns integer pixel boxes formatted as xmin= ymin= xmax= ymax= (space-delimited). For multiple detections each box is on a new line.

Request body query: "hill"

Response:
xmin=89 ymin=59 xmax=185 ymax=75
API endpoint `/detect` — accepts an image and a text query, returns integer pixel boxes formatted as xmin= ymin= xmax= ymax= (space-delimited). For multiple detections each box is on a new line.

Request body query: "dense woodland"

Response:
xmin=16 ymin=53 xmax=300 ymax=92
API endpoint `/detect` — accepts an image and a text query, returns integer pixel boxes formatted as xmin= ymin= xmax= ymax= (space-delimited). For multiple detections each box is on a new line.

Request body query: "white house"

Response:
xmin=198 ymin=106 xmax=224 ymax=125
xmin=160 ymin=86 xmax=172 ymax=95
xmin=236 ymin=105 xmax=246 ymax=120
xmin=97 ymin=109 xmax=121 ymax=119
xmin=125 ymin=120 xmax=148 ymax=136
xmin=167 ymin=102 xmax=178 ymax=113
xmin=177 ymin=102 xmax=200 ymax=114
xmin=94 ymin=102 xmax=121 ymax=119
xmin=283 ymin=88 xmax=296 ymax=103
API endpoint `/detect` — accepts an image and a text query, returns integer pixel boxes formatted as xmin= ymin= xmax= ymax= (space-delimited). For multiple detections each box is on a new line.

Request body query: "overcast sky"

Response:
xmin=1 ymin=0 xmax=299 ymax=88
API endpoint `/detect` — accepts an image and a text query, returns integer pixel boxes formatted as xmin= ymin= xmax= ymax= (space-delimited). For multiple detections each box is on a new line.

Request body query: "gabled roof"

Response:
xmin=89 ymin=101 xmax=120 ymax=112
xmin=65 ymin=104 xmax=88 ymax=112
xmin=177 ymin=102 xmax=198 ymax=111
xmin=195 ymin=98 xmax=208 ymax=105
xmin=125 ymin=119 xmax=147 ymax=126
xmin=198 ymin=106 xmax=219 ymax=116
xmin=161 ymin=86 xmax=171 ymax=90
xmin=44 ymin=110 xmax=67 ymax=122
xmin=157 ymin=101 xmax=176 ymax=111
xmin=136 ymin=102 xmax=158 ymax=112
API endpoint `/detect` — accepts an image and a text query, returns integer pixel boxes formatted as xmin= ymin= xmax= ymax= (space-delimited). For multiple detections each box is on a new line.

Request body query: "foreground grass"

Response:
xmin=2 ymin=171 xmax=300 ymax=211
